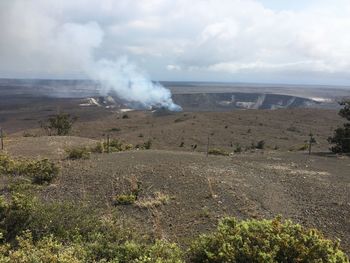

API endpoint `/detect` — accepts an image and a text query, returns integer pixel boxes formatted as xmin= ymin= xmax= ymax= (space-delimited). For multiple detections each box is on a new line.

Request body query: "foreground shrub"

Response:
xmin=0 ymin=154 xmax=59 ymax=184
xmin=66 ymin=147 xmax=91 ymax=160
xmin=0 ymin=231 xmax=86 ymax=262
xmin=0 ymin=232 xmax=183 ymax=263
xmin=188 ymin=217 xmax=349 ymax=263
xmin=0 ymin=192 xmax=348 ymax=263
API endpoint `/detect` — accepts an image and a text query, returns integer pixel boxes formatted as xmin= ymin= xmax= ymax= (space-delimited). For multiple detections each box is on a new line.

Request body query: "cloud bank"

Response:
xmin=1 ymin=0 xmax=350 ymax=85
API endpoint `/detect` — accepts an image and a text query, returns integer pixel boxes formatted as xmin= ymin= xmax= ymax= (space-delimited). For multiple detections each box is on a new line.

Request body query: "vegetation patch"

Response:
xmin=188 ymin=217 xmax=349 ymax=262
xmin=136 ymin=140 xmax=152 ymax=150
xmin=208 ymin=148 xmax=230 ymax=156
xmin=40 ymin=112 xmax=76 ymax=136
xmin=113 ymin=194 xmax=137 ymax=205
xmin=108 ymin=127 xmax=121 ymax=132
xmin=135 ymin=192 xmax=170 ymax=209
xmin=0 ymin=190 xmax=348 ymax=262
xmin=66 ymin=147 xmax=91 ymax=160
xmin=91 ymin=140 xmax=133 ymax=153
xmin=0 ymin=154 xmax=59 ymax=184
xmin=328 ymin=100 xmax=350 ymax=153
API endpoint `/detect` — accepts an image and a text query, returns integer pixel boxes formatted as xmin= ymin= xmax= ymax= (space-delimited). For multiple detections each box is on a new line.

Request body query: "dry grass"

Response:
xmin=207 ymin=177 xmax=217 ymax=199
xmin=135 ymin=192 xmax=170 ymax=208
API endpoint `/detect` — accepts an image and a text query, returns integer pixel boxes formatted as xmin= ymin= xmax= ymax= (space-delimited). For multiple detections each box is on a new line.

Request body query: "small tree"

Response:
xmin=328 ymin=100 xmax=350 ymax=153
xmin=41 ymin=113 xmax=76 ymax=136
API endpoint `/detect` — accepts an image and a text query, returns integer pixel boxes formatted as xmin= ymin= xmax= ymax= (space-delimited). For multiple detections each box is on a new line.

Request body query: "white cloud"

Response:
xmin=167 ymin=65 xmax=182 ymax=71
xmin=1 ymin=0 xmax=350 ymax=84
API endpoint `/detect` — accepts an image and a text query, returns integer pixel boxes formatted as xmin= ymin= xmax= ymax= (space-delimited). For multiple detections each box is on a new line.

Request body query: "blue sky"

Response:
xmin=1 ymin=0 xmax=350 ymax=86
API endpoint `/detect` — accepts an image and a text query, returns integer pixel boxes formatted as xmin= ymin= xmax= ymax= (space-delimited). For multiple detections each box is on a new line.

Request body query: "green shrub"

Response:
xmin=66 ymin=147 xmax=91 ymax=160
xmin=137 ymin=240 xmax=184 ymax=263
xmin=0 ymin=154 xmax=15 ymax=174
xmin=234 ymin=144 xmax=242 ymax=153
xmin=0 ymin=193 xmax=104 ymax=243
xmin=90 ymin=140 xmax=133 ymax=153
xmin=0 ymin=191 xmax=182 ymax=262
xmin=40 ymin=112 xmax=76 ymax=136
xmin=143 ymin=140 xmax=152 ymax=150
xmin=208 ymin=148 xmax=229 ymax=156
xmin=29 ymin=159 xmax=59 ymax=184
xmin=0 ymin=193 xmax=37 ymax=241
xmin=298 ymin=144 xmax=309 ymax=151
xmin=328 ymin=100 xmax=350 ymax=153
xmin=188 ymin=217 xmax=349 ymax=263
xmin=91 ymin=142 xmax=105 ymax=153
xmin=256 ymin=140 xmax=265 ymax=149
xmin=0 ymin=192 xmax=348 ymax=263
xmin=0 ymin=154 xmax=59 ymax=184
xmin=328 ymin=123 xmax=350 ymax=153
xmin=109 ymin=127 xmax=121 ymax=132
xmin=0 ymin=231 xmax=86 ymax=262
xmin=113 ymin=194 xmax=137 ymax=205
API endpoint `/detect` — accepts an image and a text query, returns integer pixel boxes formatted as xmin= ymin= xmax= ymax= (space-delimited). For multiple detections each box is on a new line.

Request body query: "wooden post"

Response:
xmin=206 ymin=136 xmax=210 ymax=157
xmin=0 ymin=128 xmax=3 ymax=150
xmin=107 ymin=134 xmax=110 ymax=153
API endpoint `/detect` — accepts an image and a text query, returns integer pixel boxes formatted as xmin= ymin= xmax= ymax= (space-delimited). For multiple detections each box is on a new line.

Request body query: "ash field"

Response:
xmin=1 ymin=79 xmax=350 ymax=254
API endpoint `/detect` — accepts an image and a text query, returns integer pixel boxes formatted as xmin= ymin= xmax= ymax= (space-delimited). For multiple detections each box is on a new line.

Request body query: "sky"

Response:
xmin=1 ymin=0 xmax=350 ymax=85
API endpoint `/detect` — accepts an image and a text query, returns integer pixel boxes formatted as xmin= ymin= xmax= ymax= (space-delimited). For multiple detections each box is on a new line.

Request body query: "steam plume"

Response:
xmin=88 ymin=57 xmax=182 ymax=111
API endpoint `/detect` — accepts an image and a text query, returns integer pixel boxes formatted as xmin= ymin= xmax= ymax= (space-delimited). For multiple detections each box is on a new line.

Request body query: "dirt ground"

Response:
xmin=4 ymin=107 xmax=346 ymax=153
xmin=2 ymin=137 xmax=349 ymax=253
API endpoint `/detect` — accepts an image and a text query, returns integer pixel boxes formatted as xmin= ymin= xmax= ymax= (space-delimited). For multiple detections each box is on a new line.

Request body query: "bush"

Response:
xmin=91 ymin=142 xmax=104 ymax=153
xmin=0 ymin=232 xmax=183 ymax=263
xmin=0 ymin=231 xmax=86 ymax=262
xmin=0 ymin=154 xmax=59 ymax=184
xmin=256 ymin=140 xmax=265 ymax=149
xmin=90 ymin=140 xmax=133 ymax=153
xmin=0 ymin=192 xmax=348 ymax=263
xmin=66 ymin=147 xmax=91 ymax=160
xmin=208 ymin=148 xmax=229 ymax=156
xmin=188 ymin=217 xmax=349 ymax=263
xmin=234 ymin=144 xmax=242 ymax=153
xmin=29 ymin=159 xmax=59 ymax=184
xmin=298 ymin=144 xmax=309 ymax=151
xmin=0 ymin=191 xmax=183 ymax=262
xmin=135 ymin=192 xmax=170 ymax=209
xmin=113 ymin=194 xmax=137 ymax=205
xmin=328 ymin=124 xmax=350 ymax=153
xmin=40 ymin=113 xmax=76 ymax=136
xmin=109 ymin=127 xmax=121 ymax=132
xmin=328 ymin=100 xmax=350 ymax=153
xmin=143 ymin=139 xmax=152 ymax=150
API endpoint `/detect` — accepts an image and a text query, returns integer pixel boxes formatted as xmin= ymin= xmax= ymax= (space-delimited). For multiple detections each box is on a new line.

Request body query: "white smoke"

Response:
xmin=88 ymin=57 xmax=182 ymax=111
xmin=0 ymin=0 xmax=181 ymax=111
